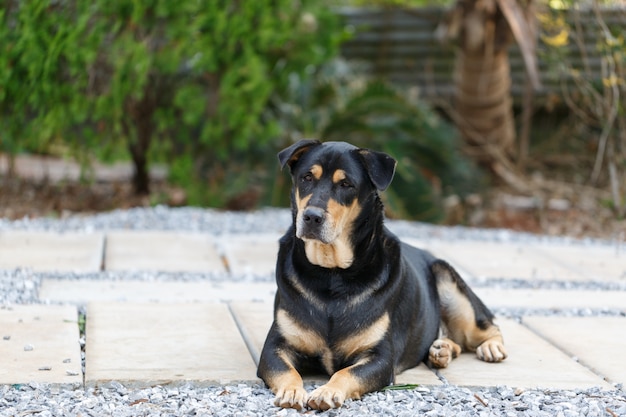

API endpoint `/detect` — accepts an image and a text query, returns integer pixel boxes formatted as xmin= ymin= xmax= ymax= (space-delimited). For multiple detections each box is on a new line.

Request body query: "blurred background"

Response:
xmin=1 ymin=0 xmax=625 ymax=238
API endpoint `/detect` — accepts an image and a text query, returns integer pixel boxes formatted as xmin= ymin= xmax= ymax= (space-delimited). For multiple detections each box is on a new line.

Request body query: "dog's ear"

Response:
xmin=357 ymin=149 xmax=397 ymax=191
xmin=278 ymin=139 xmax=321 ymax=170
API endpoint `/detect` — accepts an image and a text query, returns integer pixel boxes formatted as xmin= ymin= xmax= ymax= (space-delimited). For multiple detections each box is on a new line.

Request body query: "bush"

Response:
xmin=1 ymin=0 xmax=345 ymax=198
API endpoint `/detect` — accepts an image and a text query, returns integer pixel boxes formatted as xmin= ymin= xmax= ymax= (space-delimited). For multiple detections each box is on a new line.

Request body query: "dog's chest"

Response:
xmin=275 ymin=305 xmax=390 ymax=374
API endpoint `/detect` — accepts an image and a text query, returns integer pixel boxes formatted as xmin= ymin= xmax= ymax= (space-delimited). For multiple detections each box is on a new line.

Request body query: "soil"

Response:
xmin=1 ymin=174 xmax=624 ymax=242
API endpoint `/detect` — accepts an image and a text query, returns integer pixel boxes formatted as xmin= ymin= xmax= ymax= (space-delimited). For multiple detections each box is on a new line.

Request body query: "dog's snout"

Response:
xmin=303 ymin=207 xmax=325 ymax=225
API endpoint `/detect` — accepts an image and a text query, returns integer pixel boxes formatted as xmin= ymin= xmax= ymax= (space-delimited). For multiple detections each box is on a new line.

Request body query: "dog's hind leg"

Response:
xmin=428 ymin=260 xmax=507 ymax=367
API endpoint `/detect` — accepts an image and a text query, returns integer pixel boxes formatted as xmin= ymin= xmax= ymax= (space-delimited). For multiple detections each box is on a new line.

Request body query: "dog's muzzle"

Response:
xmin=296 ymin=206 xmax=332 ymax=243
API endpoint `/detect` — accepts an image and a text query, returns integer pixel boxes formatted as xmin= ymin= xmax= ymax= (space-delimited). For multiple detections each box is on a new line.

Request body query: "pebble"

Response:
xmin=0 ymin=378 xmax=624 ymax=416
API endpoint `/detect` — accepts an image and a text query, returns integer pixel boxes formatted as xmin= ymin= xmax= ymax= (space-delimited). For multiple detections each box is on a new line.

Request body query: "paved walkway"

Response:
xmin=1 ymin=229 xmax=625 ymax=392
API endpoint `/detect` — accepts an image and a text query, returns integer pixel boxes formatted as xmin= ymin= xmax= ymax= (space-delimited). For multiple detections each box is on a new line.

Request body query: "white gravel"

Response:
xmin=1 ymin=207 xmax=625 ymax=415
xmin=1 ymin=382 xmax=624 ymax=417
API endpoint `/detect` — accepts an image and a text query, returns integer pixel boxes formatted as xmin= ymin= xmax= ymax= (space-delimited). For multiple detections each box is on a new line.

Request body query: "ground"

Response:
xmin=0 ymin=174 xmax=623 ymax=241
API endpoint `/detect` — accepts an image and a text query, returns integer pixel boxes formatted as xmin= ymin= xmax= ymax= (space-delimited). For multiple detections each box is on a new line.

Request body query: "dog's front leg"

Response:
xmin=259 ymin=351 xmax=308 ymax=409
xmin=258 ymin=330 xmax=308 ymax=410
xmin=308 ymin=353 xmax=393 ymax=411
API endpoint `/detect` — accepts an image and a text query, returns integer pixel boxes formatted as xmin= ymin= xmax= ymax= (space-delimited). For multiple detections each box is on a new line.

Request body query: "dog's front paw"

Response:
xmin=307 ymin=384 xmax=347 ymax=411
xmin=476 ymin=338 xmax=507 ymax=362
xmin=429 ymin=338 xmax=461 ymax=368
xmin=274 ymin=386 xmax=308 ymax=410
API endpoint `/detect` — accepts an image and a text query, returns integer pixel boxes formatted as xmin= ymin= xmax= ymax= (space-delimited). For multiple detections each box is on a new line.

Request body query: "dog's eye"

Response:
xmin=339 ymin=180 xmax=353 ymax=188
xmin=302 ymin=173 xmax=313 ymax=182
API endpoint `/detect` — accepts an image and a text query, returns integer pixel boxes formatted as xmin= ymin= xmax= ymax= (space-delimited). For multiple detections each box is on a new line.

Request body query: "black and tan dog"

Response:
xmin=258 ymin=139 xmax=506 ymax=410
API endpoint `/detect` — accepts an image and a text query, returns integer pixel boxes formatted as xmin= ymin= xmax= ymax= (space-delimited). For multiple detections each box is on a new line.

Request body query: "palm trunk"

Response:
xmin=455 ymin=46 xmax=515 ymax=163
xmin=439 ymin=0 xmax=539 ymax=170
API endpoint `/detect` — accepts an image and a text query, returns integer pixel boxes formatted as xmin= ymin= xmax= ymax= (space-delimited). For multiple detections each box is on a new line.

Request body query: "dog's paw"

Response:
xmin=429 ymin=338 xmax=461 ymax=368
xmin=274 ymin=386 xmax=308 ymax=410
xmin=307 ymin=385 xmax=347 ymax=411
xmin=476 ymin=338 xmax=507 ymax=362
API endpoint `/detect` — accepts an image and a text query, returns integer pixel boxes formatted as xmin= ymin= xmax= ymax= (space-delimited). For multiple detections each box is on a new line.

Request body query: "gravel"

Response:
xmin=1 ymin=382 xmax=624 ymax=417
xmin=1 ymin=207 xmax=625 ymax=416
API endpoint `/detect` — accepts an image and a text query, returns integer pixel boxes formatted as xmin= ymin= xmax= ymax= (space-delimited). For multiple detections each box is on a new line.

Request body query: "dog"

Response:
xmin=257 ymin=139 xmax=506 ymax=410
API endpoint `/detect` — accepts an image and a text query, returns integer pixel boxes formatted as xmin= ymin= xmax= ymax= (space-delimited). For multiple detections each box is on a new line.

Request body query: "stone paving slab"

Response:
xmin=228 ymin=301 xmax=272 ymax=365
xmin=104 ymin=231 xmax=225 ymax=273
xmin=0 ymin=231 xmax=104 ymax=272
xmin=85 ymin=302 xmax=258 ymax=386
xmin=438 ymin=319 xmax=613 ymax=389
xmin=218 ymin=234 xmax=280 ymax=276
xmin=0 ymin=305 xmax=82 ymax=385
xmin=536 ymin=244 xmax=626 ymax=282
xmin=424 ymin=240 xmax=583 ymax=281
xmin=474 ymin=288 xmax=626 ymax=311
xmin=39 ymin=279 xmax=276 ymax=304
xmin=523 ymin=316 xmax=626 ymax=385
xmin=38 ymin=277 xmax=626 ymax=313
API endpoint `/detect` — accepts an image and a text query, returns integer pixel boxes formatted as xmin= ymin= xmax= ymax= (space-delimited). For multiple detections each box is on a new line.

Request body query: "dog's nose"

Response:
xmin=303 ymin=207 xmax=325 ymax=225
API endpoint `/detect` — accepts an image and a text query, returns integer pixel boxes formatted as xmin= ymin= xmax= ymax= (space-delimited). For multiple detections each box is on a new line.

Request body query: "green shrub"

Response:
xmin=1 ymin=0 xmax=345 ymax=197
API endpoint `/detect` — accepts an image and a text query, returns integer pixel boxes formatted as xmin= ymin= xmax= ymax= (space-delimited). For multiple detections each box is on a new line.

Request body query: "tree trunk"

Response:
xmin=455 ymin=46 xmax=515 ymax=163
xmin=125 ymin=97 xmax=154 ymax=196
xmin=439 ymin=0 xmax=540 ymax=171
xmin=129 ymin=139 xmax=151 ymax=195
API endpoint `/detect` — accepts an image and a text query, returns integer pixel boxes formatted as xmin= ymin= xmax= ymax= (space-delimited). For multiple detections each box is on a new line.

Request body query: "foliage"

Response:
xmin=539 ymin=2 xmax=626 ymax=217
xmin=1 ymin=0 xmax=345 ymax=199
xmin=0 ymin=1 xmax=87 ymax=165
xmin=268 ymin=59 xmax=484 ymax=222
xmin=328 ymin=0 xmax=452 ymax=7
xmin=2 ymin=0 xmax=480 ymax=221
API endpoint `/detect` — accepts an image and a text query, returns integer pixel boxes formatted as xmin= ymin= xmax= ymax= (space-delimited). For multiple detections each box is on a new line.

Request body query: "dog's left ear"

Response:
xmin=357 ymin=149 xmax=397 ymax=191
xmin=278 ymin=139 xmax=321 ymax=171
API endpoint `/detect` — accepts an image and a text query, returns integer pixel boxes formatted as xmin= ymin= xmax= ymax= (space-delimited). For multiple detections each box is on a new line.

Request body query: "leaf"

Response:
xmin=382 ymin=384 xmax=421 ymax=391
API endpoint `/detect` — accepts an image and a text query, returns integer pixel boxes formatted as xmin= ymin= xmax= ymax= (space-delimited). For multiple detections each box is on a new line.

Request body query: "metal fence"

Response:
xmin=337 ymin=6 xmax=626 ymax=106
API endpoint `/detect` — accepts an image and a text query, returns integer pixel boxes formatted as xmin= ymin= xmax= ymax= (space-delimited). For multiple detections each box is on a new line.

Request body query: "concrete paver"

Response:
xmin=0 ymin=305 xmax=82 ymax=385
xmin=104 ymin=231 xmax=225 ymax=273
xmin=523 ymin=316 xmax=626 ymax=385
xmin=39 ymin=279 xmax=276 ymax=304
xmin=438 ymin=319 xmax=612 ymax=389
xmin=85 ymin=302 xmax=258 ymax=386
xmin=426 ymin=241 xmax=582 ymax=281
xmin=2 ymin=227 xmax=624 ymax=392
xmin=218 ymin=234 xmax=280 ymax=276
xmin=0 ymin=231 xmax=104 ymax=272
xmin=228 ymin=301 xmax=273 ymax=365
xmin=474 ymin=288 xmax=626 ymax=311
xmin=537 ymin=244 xmax=626 ymax=282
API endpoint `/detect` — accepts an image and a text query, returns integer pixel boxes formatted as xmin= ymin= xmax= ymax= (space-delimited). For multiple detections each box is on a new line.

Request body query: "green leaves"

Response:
xmin=1 ymin=0 xmax=342 ymax=197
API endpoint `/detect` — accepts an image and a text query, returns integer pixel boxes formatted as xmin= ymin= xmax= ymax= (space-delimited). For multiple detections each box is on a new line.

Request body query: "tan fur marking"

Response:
xmin=337 ymin=313 xmax=390 ymax=358
xmin=295 ymin=189 xmax=311 ymax=214
xmin=276 ymin=309 xmax=334 ymax=374
xmin=268 ymin=351 xmax=307 ymax=410
xmin=302 ymin=198 xmax=361 ymax=269
xmin=428 ymin=337 xmax=462 ymax=368
xmin=310 ymin=164 xmax=323 ymax=180
xmin=307 ymin=362 xmax=367 ymax=410
xmin=287 ymin=277 xmax=326 ymax=311
xmin=332 ymin=169 xmax=346 ymax=183
xmin=435 ymin=268 xmax=504 ymax=352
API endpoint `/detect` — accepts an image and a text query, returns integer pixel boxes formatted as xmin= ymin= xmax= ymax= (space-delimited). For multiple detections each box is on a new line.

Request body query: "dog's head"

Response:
xmin=278 ymin=139 xmax=396 ymax=269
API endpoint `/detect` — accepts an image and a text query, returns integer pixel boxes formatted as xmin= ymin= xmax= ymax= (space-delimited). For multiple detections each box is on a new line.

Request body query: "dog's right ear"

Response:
xmin=278 ymin=139 xmax=321 ymax=171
